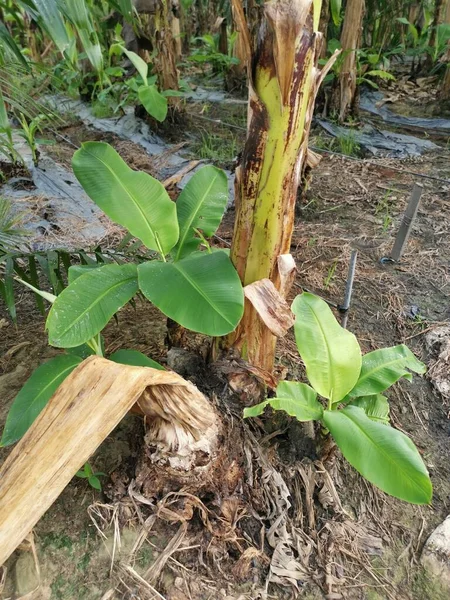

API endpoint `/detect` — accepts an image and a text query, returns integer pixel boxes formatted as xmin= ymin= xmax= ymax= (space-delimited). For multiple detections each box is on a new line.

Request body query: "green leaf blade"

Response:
xmin=292 ymin=293 xmax=362 ymax=402
xmin=1 ymin=354 xmax=82 ymax=446
xmin=120 ymin=46 xmax=148 ymax=82
xmin=109 ymin=349 xmax=164 ymax=370
xmin=174 ymin=166 xmax=228 ymax=260
xmin=138 ymin=251 xmax=244 ymax=336
xmin=47 ymin=263 xmax=138 ymax=348
xmin=345 ymin=345 xmax=426 ymax=401
xmin=244 ymin=381 xmax=322 ymax=421
xmin=323 ymin=406 xmax=432 ymax=504
xmin=72 ymin=142 xmax=178 ymax=254
xmin=32 ymin=0 xmax=71 ymax=57
xmin=138 ymin=85 xmax=168 ymax=122
xmin=349 ymin=394 xmax=390 ymax=425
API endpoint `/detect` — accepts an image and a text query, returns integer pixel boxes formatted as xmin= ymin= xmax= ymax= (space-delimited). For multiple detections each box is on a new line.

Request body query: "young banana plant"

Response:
xmin=245 ymin=293 xmax=432 ymax=505
xmin=225 ymin=0 xmax=338 ymax=373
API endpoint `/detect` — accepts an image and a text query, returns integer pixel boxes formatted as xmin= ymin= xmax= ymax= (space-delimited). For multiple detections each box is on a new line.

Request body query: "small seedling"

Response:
xmin=17 ymin=114 xmax=49 ymax=166
xmin=244 ymin=292 xmax=432 ymax=505
xmin=75 ymin=463 xmax=105 ymax=491
xmin=375 ymin=189 xmax=394 ymax=234
xmin=324 ymin=258 xmax=338 ymax=289
xmin=110 ymin=45 xmax=178 ymax=122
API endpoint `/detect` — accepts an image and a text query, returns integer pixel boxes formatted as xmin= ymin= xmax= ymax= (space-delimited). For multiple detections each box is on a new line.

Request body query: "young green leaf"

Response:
xmin=138 ymin=251 xmax=244 ymax=336
xmin=17 ymin=278 xmax=57 ymax=304
xmin=88 ymin=476 xmax=102 ymax=490
xmin=348 ymin=394 xmax=390 ymax=425
xmin=323 ymin=406 xmax=432 ymax=504
xmin=0 ymin=354 xmax=82 ymax=446
xmin=244 ymin=381 xmax=322 ymax=421
xmin=366 ymin=70 xmax=395 ymax=80
xmin=120 ymin=46 xmax=148 ymax=83
xmin=72 ymin=142 xmax=178 ymax=254
xmin=109 ymin=349 xmax=164 ymax=370
xmin=173 ymin=166 xmax=228 ymax=260
xmin=138 ymin=85 xmax=168 ymax=122
xmin=47 ymin=263 xmax=138 ymax=348
xmin=344 ymin=345 xmax=426 ymax=401
xmin=292 ymin=293 xmax=362 ymax=403
xmin=76 ymin=470 xmax=89 ymax=478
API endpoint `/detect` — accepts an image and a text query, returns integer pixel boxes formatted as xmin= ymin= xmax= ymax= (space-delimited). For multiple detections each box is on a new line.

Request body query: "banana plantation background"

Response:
xmin=0 ymin=1 xmax=449 ymax=599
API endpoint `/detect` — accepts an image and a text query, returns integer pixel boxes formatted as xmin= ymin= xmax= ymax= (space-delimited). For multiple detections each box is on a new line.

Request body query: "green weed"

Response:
xmin=192 ymin=131 xmax=238 ymax=164
xmin=324 ymin=258 xmax=338 ymax=289
xmin=336 ymin=131 xmax=361 ymax=157
xmin=375 ymin=189 xmax=394 ymax=233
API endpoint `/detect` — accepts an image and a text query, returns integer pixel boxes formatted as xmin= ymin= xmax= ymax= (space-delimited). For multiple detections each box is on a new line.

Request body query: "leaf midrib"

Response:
xmin=51 ymin=269 xmax=137 ymax=341
xmin=173 ymin=257 xmax=234 ymax=327
xmin=175 ymin=171 xmax=220 ymax=261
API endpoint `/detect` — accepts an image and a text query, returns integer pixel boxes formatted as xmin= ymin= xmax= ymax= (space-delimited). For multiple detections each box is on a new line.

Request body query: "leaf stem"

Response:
xmin=194 ymin=228 xmax=212 ymax=253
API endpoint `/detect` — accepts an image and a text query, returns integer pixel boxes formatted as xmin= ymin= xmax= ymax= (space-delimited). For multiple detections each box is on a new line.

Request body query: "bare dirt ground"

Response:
xmin=0 ymin=89 xmax=449 ymax=600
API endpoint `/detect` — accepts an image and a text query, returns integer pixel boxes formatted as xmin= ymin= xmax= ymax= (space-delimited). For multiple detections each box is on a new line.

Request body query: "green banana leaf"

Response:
xmin=138 ymin=85 xmax=168 ymax=122
xmin=0 ymin=354 xmax=82 ymax=446
xmin=47 ymin=263 xmax=138 ymax=348
xmin=292 ymin=293 xmax=361 ymax=403
xmin=68 ymin=264 xmax=100 ymax=284
xmin=244 ymin=381 xmax=322 ymax=421
xmin=109 ymin=349 xmax=164 ymax=370
xmin=349 ymin=394 xmax=390 ymax=425
xmin=173 ymin=166 xmax=228 ymax=260
xmin=138 ymin=251 xmax=244 ymax=336
xmin=121 ymin=46 xmax=148 ymax=83
xmin=344 ymin=345 xmax=426 ymax=401
xmin=72 ymin=142 xmax=179 ymax=255
xmin=323 ymin=406 xmax=432 ymax=504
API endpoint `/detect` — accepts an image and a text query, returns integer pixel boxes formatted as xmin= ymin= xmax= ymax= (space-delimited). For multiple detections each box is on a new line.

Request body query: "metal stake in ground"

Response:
xmin=390 ymin=183 xmax=423 ymax=262
xmin=339 ymin=250 xmax=358 ymax=329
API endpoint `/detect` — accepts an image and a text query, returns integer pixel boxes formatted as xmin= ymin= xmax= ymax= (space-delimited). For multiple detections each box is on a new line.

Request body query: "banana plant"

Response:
xmin=244 ymin=292 xmax=432 ymax=505
xmin=112 ymin=44 xmax=169 ymax=122
xmin=0 ymin=142 xmax=244 ymax=447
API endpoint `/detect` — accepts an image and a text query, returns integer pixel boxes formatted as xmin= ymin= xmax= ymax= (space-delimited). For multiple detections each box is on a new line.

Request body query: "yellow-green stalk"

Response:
xmin=227 ymin=0 xmax=335 ymax=372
